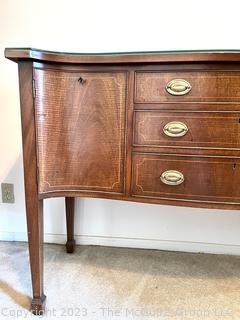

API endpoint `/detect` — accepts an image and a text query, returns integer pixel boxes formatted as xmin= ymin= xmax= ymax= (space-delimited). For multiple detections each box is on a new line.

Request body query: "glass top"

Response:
xmin=6 ymin=47 xmax=240 ymax=56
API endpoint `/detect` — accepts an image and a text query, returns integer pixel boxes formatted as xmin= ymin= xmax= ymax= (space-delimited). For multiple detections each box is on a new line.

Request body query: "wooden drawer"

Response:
xmin=135 ymin=71 xmax=240 ymax=103
xmin=134 ymin=111 xmax=240 ymax=149
xmin=132 ymin=154 xmax=240 ymax=203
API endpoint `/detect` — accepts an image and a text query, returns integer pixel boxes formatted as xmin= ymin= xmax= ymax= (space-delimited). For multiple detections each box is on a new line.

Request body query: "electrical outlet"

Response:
xmin=1 ymin=183 xmax=15 ymax=203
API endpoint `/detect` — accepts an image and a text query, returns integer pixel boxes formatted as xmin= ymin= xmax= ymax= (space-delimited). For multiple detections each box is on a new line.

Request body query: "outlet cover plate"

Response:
xmin=1 ymin=183 xmax=15 ymax=203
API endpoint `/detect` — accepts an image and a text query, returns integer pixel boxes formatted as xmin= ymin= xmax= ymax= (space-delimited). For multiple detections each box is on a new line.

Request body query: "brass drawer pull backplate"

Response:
xmin=166 ymin=79 xmax=192 ymax=96
xmin=160 ymin=170 xmax=184 ymax=186
xmin=163 ymin=121 xmax=188 ymax=137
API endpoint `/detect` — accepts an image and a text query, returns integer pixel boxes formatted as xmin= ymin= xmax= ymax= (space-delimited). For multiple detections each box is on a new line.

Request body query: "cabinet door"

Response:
xmin=34 ymin=68 xmax=127 ymax=194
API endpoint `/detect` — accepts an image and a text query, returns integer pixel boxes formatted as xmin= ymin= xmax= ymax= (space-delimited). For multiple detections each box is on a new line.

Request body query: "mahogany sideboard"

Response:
xmin=5 ymin=48 xmax=240 ymax=314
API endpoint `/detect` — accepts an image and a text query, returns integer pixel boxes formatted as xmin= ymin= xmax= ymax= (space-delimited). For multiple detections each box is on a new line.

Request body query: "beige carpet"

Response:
xmin=0 ymin=242 xmax=240 ymax=319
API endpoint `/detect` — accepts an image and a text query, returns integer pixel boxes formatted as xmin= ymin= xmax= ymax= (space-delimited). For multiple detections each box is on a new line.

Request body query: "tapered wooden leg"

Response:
xmin=26 ymin=199 xmax=46 ymax=315
xmin=18 ymin=62 xmax=46 ymax=315
xmin=65 ymin=197 xmax=76 ymax=253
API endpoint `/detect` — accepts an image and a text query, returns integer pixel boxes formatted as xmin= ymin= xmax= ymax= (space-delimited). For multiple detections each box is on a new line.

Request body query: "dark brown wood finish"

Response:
xmin=5 ymin=48 xmax=240 ymax=314
xmin=5 ymin=48 xmax=240 ymax=63
xmin=18 ymin=62 xmax=46 ymax=315
xmin=125 ymin=71 xmax=135 ymax=195
xmin=135 ymin=71 xmax=240 ymax=103
xmin=132 ymin=153 xmax=240 ymax=202
xmin=134 ymin=111 xmax=240 ymax=149
xmin=65 ymin=197 xmax=75 ymax=253
xmin=34 ymin=68 xmax=127 ymax=194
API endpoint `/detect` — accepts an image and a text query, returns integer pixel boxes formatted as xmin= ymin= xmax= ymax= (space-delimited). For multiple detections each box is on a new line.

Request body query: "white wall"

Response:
xmin=1 ymin=0 xmax=240 ymax=255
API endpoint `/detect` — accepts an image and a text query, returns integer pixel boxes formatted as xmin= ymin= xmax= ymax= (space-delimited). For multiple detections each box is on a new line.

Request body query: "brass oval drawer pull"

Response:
xmin=163 ymin=121 xmax=188 ymax=137
xmin=160 ymin=170 xmax=184 ymax=186
xmin=166 ymin=79 xmax=192 ymax=96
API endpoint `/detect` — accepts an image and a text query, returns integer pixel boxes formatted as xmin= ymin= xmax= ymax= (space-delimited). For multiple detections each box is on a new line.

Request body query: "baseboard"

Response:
xmin=0 ymin=231 xmax=240 ymax=255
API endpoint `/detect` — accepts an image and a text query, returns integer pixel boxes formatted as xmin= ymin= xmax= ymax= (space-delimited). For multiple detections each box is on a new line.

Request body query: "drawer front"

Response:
xmin=34 ymin=68 xmax=127 ymax=194
xmin=135 ymin=71 xmax=240 ymax=103
xmin=132 ymin=154 xmax=240 ymax=203
xmin=134 ymin=111 xmax=240 ymax=149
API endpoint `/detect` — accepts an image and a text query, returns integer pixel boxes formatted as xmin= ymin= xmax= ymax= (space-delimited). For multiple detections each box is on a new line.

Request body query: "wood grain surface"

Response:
xmin=18 ymin=62 xmax=46 ymax=314
xmin=132 ymin=153 xmax=240 ymax=203
xmin=135 ymin=71 xmax=240 ymax=103
xmin=5 ymin=48 xmax=240 ymax=64
xmin=6 ymin=48 xmax=240 ymax=314
xmin=34 ymin=68 xmax=127 ymax=194
xmin=134 ymin=111 xmax=240 ymax=149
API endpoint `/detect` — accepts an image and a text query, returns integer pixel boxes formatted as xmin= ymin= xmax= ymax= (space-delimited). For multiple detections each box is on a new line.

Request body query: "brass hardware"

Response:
xmin=32 ymin=79 xmax=36 ymax=99
xmin=163 ymin=121 xmax=188 ymax=137
xmin=160 ymin=170 xmax=184 ymax=185
xmin=166 ymin=79 xmax=192 ymax=96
